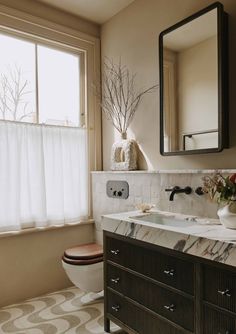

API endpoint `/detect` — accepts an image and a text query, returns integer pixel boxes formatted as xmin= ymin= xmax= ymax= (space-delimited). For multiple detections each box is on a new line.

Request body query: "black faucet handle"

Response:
xmin=184 ymin=186 xmax=192 ymax=194
xmin=195 ymin=186 xmax=205 ymax=195
xmin=165 ymin=186 xmax=180 ymax=192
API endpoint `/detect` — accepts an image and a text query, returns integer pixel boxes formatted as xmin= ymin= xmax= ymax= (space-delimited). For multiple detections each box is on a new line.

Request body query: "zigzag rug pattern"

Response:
xmin=0 ymin=287 xmax=123 ymax=334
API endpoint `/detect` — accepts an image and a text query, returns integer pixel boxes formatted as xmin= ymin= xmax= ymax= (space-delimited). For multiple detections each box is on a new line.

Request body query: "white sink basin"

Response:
xmin=131 ymin=212 xmax=196 ymax=227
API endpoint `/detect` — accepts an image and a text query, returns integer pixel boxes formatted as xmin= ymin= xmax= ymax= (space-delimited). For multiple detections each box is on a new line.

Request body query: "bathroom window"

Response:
xmin=0 ymin=30 xmax=89 ymax=232
xmin=0 ymin=33 xmax=84 ymax=127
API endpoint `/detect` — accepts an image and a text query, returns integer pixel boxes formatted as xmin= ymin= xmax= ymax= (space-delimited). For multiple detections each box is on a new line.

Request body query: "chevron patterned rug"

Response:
xmin=0 ymin=287 xmax=124 ymax=334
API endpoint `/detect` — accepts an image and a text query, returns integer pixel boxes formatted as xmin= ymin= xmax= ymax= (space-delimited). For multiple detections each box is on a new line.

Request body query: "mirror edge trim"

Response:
xmin=159 ymin=2 xmax=228 ymax=156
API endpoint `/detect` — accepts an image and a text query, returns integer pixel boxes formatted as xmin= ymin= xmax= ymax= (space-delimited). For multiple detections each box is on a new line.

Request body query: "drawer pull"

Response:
xmin=217 ymin=289 xmax=231 ymax=297
xmin=164 ymin=303 xmax=175 ymax=312
xmin=164 ymin=269 xmax=175 ymax=277
xmin=110 ymin=249 xmax=120 ymax=255
xmin=111 ymin=277 xmax=120 ymax=284
xmin=111 ymin=305 xmax=120 ymax=312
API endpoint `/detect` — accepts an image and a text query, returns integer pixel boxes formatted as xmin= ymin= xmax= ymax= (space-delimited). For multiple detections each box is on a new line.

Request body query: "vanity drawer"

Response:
xmin=107 ymin=264 xmax=194 ymax=331
xmin=106 ymin=264 xmax=126 ymax=294
xmin=106 ymin=236 xmax=127 ymax=265
xmin=106 ymin=235 xmax=194 ymax=294
xmin=203 ymin=306 xmax=236 ymax=334
xmin=107 ymin=290 xmax=187 ymax=334
xmin=203 ymin=265 xmax=236 ymax=313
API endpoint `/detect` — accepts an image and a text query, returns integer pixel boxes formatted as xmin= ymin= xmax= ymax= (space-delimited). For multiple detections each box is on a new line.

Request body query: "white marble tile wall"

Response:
xmin=92 ymin=170 xmax=235 ymax=244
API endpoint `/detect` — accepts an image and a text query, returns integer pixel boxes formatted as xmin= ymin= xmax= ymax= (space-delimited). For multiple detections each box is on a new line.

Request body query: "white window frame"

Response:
xmin=0 ymin=30 xmax=86 ymax=127
xmin=0 ymin=4 xmax=101 ymax=218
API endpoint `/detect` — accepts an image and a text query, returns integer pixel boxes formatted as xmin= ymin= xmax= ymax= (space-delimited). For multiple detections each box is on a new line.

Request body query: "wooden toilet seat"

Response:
xmin=63 ymin=243 xmax=103 ymax=265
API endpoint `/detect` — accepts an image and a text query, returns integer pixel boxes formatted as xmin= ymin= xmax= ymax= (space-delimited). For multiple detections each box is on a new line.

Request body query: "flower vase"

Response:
xmin=217 ymin=202 xmax=236 ymax=229
xmin=111 ymin=132 xmax=138 ymax=171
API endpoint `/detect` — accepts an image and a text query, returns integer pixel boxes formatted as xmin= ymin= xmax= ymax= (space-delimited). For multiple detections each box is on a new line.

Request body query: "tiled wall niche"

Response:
xmin=92 ymin=170 xmax=235 ymax=244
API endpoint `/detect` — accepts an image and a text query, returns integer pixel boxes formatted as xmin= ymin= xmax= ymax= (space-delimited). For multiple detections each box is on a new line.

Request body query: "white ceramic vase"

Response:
xmin=217 ymin=202 xmax=236 ymax=229
xmin=111 ymin=132 xmax=138 ymax=171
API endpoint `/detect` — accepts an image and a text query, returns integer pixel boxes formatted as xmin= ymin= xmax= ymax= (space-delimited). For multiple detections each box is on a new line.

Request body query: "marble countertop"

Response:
xmin=102 ymin=210 xmax=236 ymax=267
xmin=92 ymin=169 xmax=236 ymax=174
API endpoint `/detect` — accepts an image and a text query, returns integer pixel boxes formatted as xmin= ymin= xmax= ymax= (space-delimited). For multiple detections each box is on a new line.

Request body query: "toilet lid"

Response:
xmin=64 ymin=243 xmax=103 ymax=260
xmin=62 ymin=255 xmax=103 ymax=265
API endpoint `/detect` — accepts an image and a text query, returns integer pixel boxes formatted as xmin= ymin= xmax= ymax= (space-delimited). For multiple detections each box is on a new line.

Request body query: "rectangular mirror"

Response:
xmin=159 ymin=2 xmax=228 ymax=155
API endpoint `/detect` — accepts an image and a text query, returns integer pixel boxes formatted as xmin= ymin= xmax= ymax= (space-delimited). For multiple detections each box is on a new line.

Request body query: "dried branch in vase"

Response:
xmin=100 ymin=58 xmax=158 ymax=136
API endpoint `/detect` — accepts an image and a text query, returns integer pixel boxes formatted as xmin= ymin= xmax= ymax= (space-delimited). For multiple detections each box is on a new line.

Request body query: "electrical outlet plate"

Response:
xmin=106 ymin=180 xmax=129 ymax=199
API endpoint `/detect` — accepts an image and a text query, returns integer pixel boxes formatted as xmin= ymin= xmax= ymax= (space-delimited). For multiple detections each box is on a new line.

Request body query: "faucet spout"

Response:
xmin=165 ymin=186 xmax=192 ymax=201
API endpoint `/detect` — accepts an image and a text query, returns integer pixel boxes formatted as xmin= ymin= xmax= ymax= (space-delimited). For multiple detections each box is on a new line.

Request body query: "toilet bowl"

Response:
xmin=62 ymin=243 xmax=103 ymax=293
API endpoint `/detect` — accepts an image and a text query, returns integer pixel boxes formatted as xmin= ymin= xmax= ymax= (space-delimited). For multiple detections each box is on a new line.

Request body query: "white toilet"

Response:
xmin=62 ymin=243 xmax=103 ymax=292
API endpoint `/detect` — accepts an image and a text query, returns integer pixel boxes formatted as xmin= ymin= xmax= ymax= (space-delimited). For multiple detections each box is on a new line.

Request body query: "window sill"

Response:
xmin=0 ymin=219 xmax=94 ymax=239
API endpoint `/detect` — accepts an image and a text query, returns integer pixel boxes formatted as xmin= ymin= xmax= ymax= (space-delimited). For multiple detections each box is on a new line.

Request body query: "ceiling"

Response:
xmin=35 ymin=0 xmax=135 ymax=24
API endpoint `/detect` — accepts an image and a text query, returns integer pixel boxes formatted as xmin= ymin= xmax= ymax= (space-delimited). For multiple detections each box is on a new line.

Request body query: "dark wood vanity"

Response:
xmin=104 ymin=231 xmax=236 ymax=334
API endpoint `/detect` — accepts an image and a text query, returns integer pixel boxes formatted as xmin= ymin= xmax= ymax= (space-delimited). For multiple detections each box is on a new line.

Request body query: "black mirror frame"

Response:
xmin=159 ymin=2 xmax=228 ymax=156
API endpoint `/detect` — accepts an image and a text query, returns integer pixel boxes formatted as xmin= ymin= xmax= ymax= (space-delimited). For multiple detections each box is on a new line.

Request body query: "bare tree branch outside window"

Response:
xmin=100 ymin=58 xmax=158 ymax=137
xmin=0 ymin=65 xmax=35 ymax=122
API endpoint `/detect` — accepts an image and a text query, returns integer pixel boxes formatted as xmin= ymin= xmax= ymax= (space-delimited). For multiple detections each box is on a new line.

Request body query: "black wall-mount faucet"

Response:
xmin=165 ymin=186 xmax=192 ymax=201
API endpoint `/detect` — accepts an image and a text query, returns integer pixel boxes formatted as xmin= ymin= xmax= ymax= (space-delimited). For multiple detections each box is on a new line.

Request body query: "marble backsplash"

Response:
xmin=92 ymin=170 xmax=236 ymax=244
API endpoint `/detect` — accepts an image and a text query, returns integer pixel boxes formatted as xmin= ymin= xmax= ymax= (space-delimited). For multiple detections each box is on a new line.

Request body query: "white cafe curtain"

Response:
xmin=0 ymin=121 xmax=88 ymax=232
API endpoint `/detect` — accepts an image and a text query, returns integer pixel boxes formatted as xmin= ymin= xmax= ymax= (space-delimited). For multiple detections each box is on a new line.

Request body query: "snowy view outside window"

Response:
xmin=0 ymin=33 xmax=81 ymax=127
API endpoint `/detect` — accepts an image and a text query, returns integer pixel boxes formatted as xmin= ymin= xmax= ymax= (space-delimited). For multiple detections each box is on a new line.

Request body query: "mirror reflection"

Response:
xmin=162 ymin=8 xmax=218 ymax=152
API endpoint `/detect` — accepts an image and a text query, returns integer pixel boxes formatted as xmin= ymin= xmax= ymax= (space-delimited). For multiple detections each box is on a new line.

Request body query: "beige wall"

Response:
xmin=101 ymin=0 xmax=236 ymax=170
xmin=0 ymin=224 xmax=94 ymax=307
